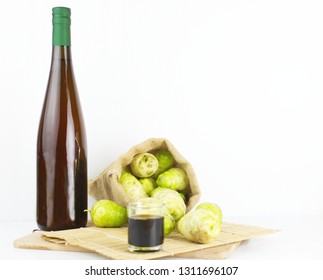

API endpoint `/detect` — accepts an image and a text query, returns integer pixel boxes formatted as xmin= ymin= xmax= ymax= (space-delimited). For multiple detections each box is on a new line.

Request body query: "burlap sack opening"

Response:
xmin=88 ymin=138 xmax=201 ymax=212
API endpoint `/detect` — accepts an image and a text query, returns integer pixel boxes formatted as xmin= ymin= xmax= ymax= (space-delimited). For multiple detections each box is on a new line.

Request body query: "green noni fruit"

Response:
xmin=196 ymin=202 xmax=223 ymax=224
xmin=151 ymin=187 xmax=186 ymax=222
xmin=130 ymin=153 xmax=159 ymax=178
xmin=139 ymin=178 xmax=157 ymax=196
xmin=156 ymin=167 xmax=189 ymax=191
xmin=119 ymin=172 xmax=148 ymax=202
xmin=164 ymin=212 xmax=175 ymax=236
xmin=178 ymin=208 xmax=221 ymax=244
xmin=178 ymin=192 xmax=187 ymax=202
xmin=88 ymin=200 xmax=127 ymax=228
xmin=153 ymin=150 xmax=175 ymax=179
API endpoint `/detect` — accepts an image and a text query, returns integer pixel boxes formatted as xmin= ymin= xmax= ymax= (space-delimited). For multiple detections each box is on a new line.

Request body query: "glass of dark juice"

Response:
xmin=127 ymin=199 xmax=165 ymax=252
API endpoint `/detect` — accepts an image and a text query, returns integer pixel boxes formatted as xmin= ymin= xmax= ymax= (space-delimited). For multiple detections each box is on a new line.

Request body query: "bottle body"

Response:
xmin=37 ymin=8 xmax=87 ymax=231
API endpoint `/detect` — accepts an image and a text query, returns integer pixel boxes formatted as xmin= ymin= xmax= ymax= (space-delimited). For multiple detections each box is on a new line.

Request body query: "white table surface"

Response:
xmin=1 ymin=216 xmax=322 ymax=260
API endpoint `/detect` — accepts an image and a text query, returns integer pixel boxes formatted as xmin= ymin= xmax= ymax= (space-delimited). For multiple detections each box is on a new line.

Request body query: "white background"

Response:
xmin=1 ymin=0 xmax=322 ymax=225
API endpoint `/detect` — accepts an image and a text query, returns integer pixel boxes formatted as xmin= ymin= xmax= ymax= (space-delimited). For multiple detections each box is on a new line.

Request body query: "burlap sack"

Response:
xmin=88 ymin=138 xmax=201 ymax=212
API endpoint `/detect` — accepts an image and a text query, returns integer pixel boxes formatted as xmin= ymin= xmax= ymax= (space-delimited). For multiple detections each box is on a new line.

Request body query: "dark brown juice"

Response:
xmin=128 ymin=214 xmax=164 ymax=247
xmin=37 ymin=34 xmax=87 ymax=230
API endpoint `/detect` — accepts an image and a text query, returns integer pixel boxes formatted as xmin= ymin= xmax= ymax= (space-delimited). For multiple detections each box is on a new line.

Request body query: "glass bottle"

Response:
xmin=37 ymin=7 xmax=87 ymax=231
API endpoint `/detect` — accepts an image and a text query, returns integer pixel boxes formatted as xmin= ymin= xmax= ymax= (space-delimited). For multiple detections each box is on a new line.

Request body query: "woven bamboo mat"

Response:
xmin=33 ymin=222 xmax=278 ymax=260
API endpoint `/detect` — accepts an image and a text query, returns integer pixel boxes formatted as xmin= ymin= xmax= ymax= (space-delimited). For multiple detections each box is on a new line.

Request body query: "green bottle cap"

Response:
xmin=52 ymin=7 xmax=71 ymax=46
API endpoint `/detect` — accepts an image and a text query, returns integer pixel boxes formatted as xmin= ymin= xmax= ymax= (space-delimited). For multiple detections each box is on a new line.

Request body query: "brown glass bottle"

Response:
xmin=37 ymin=7 xmax=87 ymax=231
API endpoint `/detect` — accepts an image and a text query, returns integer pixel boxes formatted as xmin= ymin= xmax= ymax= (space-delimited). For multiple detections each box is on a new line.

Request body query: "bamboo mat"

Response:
xmin=19 ymin=222 xmax=278 ymax=260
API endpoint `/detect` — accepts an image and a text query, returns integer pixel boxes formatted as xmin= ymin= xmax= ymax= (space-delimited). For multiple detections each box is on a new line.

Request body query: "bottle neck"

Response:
xmin=51 ymin=46 xmax=72 ymax=61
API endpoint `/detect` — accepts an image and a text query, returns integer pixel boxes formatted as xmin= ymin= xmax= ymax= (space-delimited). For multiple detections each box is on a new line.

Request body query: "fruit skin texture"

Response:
xmin=119 ymin=172 xmax=148 ymax=202
xmin=139 ymin=178 xmax=157 ymax=196
xmin=151 ymin=187 xmax=186 ymax=222
xmin=156 ymin=167 xmax=189 ymax=191
xmin=130 ymin=153 xmax=159 ymax=178
xmin=153 ymin=150 xmax=175 ymax=179
xmin=196 ymin=202 xmax=223 ymax=224
xmin=178 ymin=208 xmax=221 ymax=244
xmin=89 ymin=200 xmax=127 ymax=228
xmin=164 ymin=213 xmax=175 ymax=236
